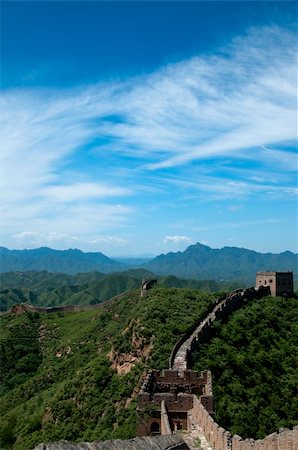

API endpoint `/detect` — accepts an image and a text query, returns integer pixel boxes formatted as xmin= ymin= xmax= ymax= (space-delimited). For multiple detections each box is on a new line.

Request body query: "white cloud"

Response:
xmin=12 ymin=231 xmax=129 ymax=250
xmin=0 ymin=24 xmax=297 ymax=251
xmin=163 ymin=235 xmax=193 ymax=245
xmin=43 ymin=182 xmax=131 ymax=202
xmin=90 ymin=237 xmax=129 ymax=246
xmin=14 ymin=231 xmax=41 ymax=241
xmin=12 ymin=231 xmax=80 ymax=248
xmin=161 ymin=173 xmax=298 ymax=202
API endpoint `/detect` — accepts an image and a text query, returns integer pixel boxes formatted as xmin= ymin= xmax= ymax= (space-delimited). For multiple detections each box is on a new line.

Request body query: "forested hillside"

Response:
xmin=0 ymin=247 xmax=125 ymax=274
xmin=0 ymin=270 xmax=241 ymax=312
xmin=193 ymin=296 xmax=298 ymax=439
xmin=0 ymin=287 xmax=215 ymax=449
xmin=144 ymin=243 xmax=298 ymax=282
xmin=1 ymin=287 xmax=297 ymax=450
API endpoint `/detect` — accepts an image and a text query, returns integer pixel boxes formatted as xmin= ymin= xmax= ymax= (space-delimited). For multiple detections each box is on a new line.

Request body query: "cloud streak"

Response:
xmin=43 ymin=182 xmax=131 ymax=202
xmin=1 ymin=24 xmax=297 ymax=252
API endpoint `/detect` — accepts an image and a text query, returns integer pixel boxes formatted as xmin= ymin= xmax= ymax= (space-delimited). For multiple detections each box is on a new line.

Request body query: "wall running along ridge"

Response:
xmin=167 ymin=285 xmax=297 ymax=449
xmin=5 ymin=277 xmax=297 ymax=448
xmin=1 ymin=289 xmax=136 ymax=316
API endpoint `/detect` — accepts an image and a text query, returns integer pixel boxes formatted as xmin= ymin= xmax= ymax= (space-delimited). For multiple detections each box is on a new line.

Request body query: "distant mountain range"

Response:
xmin=143 ymin=243 xmax=298 ymax=283
xmin=0 ymin=244 xmax=297 ymax=283
xmin=0 ymin=246 xmax=125 ymax=274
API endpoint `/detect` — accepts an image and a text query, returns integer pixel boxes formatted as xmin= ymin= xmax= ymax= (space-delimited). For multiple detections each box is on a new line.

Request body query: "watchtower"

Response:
xmin=256 ymin=271 xmax=293 ymax=297
xmin=137 ymin=369 xmax=213 ymax=436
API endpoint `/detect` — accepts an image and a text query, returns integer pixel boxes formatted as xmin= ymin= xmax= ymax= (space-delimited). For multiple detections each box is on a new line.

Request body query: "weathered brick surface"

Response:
xmin=34 ymin=435 xmax=190 ymax=450
xmin=256 ymin=271 xmax=293 ymax=297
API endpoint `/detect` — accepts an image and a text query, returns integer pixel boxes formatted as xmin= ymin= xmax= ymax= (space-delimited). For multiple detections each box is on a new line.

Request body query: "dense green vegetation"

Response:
xmin=0 ymin=287 xmax=215 ymax=449
xmin=193 ymin=296 xmax=298 ymax=439
xmin=1 ymin=283 xmax=297 ymax=449
xmin=0 ymin=270 xmax=241 ymax=312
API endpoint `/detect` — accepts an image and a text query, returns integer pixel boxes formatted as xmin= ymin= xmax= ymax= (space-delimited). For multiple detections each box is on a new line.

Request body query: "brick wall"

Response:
xmin=171 ymin=286 xmax=270 ymax=373
xmin=191 ymin=395 xmax=231 ymax=450
xmin=191 ymin=395 xmax=298 ymax=450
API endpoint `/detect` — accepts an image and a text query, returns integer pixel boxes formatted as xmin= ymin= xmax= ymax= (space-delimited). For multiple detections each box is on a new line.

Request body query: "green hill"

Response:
xmin=0 ymin=287 xmax=297 ymax=449
xmin=0 ymin=271 xmax=242 ymax=312
xmin=0 ymin=287 xmax=215 ymax=449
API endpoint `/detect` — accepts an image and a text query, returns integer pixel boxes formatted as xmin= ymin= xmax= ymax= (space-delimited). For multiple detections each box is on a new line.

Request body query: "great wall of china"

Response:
xmin=137 ymin=284 xmax=298 ymax=449
xmin=4 ymin=275 xmax=297 ymax=449
xmin=2 ymin=289 xmax=135 ymax=316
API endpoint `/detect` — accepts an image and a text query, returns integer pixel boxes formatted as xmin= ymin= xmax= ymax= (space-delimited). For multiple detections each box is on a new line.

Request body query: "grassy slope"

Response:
xmin=0 ymin=287 xmax=215 ymax=450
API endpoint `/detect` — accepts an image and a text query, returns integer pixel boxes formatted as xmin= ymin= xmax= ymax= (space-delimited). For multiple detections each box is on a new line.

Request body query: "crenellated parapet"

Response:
xmin=137 ymin=368 xmax=214 ymax=436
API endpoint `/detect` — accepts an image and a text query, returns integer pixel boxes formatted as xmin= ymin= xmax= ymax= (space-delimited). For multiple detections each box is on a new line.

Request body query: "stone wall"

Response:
xmin=190 ymin=395 xmax=231 ymax=450
xmin=231 ymin=426 xmax=298 ymax=450
xmin=5 ymin=289 xmax=133 ymax=316
xmin=138 ymin=391 xmax=194 ymax=412
xmin=160 ymin=400 xmax=172 ymax=435
xmin=170 ymin=286 xmax=270 ymax=372
xmin=154 ymin=369 xmax=210 ymax=389
xmin=191 ymin=395 xmax=298 ymax=450
xmin=180 ymin=286 xmax=297 ymax=450
xmin=168 ymin=297 xmax=223 ymax=369
xmin=137 ymin=367 xmax=211 ymax=436
xmin=7 ymin=303 xmax=105 ymax=315
xmin=138 ymin=282 xmax=296 ymax=445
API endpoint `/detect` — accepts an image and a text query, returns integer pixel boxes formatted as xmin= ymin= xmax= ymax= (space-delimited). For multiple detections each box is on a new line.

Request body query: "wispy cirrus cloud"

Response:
xmin=0 ymin=24 xmax=297 ymax=252
xmin=42 ymin=182 xmax=131 ymax=203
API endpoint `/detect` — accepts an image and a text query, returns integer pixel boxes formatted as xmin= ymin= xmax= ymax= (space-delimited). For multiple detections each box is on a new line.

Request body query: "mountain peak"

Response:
xmin=189 ymin=242 xmax=212 ymax=250
xmin=144 ymin=244 xmax=297 ymax=282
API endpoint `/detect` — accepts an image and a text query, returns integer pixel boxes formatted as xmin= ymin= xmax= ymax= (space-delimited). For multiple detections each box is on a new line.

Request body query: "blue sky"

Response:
xmin=1 ymin=1 xmax=297 ymax=256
